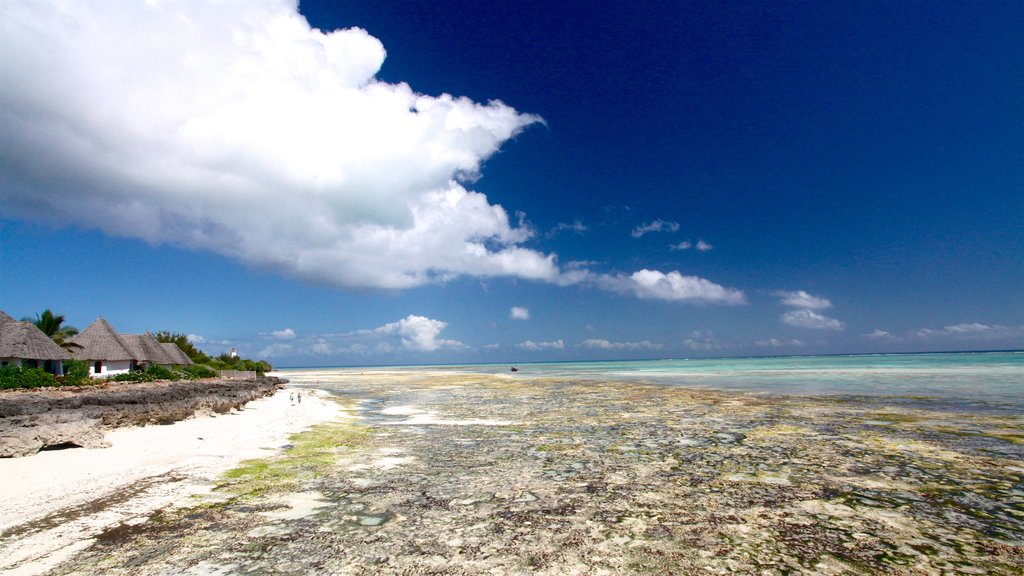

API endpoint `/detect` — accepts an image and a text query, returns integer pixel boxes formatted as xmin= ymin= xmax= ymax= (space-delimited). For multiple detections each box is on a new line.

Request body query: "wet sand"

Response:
xmin=9 ymin=371 xmax=1024 ymax=575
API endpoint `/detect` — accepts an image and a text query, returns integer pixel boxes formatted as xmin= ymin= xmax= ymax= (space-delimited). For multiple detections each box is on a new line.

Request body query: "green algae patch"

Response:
xmin=218 ymin=421 xmax=368 ymax=498
xmin=863 ymin=412 xmax=922 ymax=424
xmin=987 ymin=430 xmax=1024 ymax=445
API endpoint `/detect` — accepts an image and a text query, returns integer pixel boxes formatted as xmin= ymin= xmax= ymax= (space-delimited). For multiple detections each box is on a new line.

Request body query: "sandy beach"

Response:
xmin=0 ymin=386 xmax=341 ymax=576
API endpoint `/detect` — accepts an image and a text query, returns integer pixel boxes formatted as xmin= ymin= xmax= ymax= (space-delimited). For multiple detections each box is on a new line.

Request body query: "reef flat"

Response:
xmin=44 ymin=371 xmax=1024 ymax=575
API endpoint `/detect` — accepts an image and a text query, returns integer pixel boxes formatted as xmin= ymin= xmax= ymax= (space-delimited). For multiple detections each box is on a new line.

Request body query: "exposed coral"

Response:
xmin=30 ymin=372 xmax=1024 ymax=574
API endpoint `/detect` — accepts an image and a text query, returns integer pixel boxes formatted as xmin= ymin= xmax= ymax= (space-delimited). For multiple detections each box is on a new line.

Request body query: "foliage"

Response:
xmin=109 ymin=363 xmax=180 ymax=383
xmin=154 ymin=331 xmax=207 ymax=364
xmin=145 ymin=363 xmax=177 ymax=380
xmin=61 ymin=359 xmax=91 ymax=386
xmin=0 ymin=365 xmax=58 ymax=389
xmin=23 ymin=309 xmax=80 ymax=350
xmin=181 ymin=364 xmax=217 ymax=379
xmin=205 ymin=353 xmax=272 ymax=375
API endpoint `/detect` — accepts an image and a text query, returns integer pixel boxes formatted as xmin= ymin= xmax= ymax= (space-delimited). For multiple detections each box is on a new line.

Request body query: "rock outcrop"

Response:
xmin=0 ymin=377 xmax=284 ymax=457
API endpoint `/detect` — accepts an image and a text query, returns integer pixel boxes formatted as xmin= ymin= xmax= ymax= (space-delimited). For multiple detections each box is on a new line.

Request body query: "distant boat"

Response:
xmin=510 ymin=366 xmax=519 ymax=372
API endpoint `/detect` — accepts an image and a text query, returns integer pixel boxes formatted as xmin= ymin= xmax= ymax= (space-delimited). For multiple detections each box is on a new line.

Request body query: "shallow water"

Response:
xmin=293 ymin=351 xmax=1024 ymax=409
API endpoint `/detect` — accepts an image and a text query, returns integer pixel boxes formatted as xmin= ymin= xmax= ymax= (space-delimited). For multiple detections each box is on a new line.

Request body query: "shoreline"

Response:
xmin=0 ymin=376 xmax=287 ymax=457
xmin=0 ymin=386 xmax=342 ymax=576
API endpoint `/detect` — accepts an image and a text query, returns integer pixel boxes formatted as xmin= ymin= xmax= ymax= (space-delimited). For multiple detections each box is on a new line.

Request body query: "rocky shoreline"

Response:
xmin=0 ymin=376 xmax=285 ymax=457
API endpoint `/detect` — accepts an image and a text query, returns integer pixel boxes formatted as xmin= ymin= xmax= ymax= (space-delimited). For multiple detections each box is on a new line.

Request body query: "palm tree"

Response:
xmin=23 ymin=309 xmax=81 ymax=350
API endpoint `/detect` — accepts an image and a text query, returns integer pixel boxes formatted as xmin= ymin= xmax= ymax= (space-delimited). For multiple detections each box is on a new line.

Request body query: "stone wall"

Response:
xmin=0 ymin=377 xmax=284 ymax=457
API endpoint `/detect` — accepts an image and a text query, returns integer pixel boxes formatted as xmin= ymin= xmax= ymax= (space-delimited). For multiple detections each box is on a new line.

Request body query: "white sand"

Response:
xmin=0 ymin=387 xmax=343 ymax=576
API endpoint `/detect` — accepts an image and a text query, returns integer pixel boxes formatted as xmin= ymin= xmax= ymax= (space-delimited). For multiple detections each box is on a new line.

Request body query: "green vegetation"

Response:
xmin=219 ymin=418 xmax=365 ymax=497
xmin=181 ymin=364 xmax=217 ymax=379
xmin=61 ymin=359 xmax=91 ymax=386
xmin=154 ymin=331 xmax=205 ymax=363
xmin=23 ymin=309 xmax=80 ymax=351
xmin=155 ymin=332 xmax=273 ymax=375
xmin=0 ymin=365 xmax=58 ymax=389
xmin=110 ymin=364 xmax=186 ymax=383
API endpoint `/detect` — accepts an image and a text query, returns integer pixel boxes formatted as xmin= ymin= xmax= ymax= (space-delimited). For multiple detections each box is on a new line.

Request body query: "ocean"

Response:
xmin=284 ymin=351 xmax=1024 ymax=410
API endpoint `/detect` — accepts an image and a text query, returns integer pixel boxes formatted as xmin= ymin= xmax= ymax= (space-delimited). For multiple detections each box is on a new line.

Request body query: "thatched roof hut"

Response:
xmin=70 ymin=318 xmax=193 ymax=370
xmin=0 ymin=311 xmax=72 ymax=362
xmin=69 ymin=318 xmax=136 ymax=362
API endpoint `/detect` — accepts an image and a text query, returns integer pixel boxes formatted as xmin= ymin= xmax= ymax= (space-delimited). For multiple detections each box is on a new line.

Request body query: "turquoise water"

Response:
xmin=286 ymin=351 xmax=1024 ymax=409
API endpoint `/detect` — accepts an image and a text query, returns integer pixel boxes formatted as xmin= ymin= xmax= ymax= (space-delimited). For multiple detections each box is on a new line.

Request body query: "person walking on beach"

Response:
xmin=297 ymin=391 xmax=302 ymax=404
xmin=289 ymin=391 xmax=295 ymax=405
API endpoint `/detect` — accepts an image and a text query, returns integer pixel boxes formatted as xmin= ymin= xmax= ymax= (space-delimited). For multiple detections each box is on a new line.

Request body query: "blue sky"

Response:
xmin=1 ymin=0 xmax=1021 ymax=366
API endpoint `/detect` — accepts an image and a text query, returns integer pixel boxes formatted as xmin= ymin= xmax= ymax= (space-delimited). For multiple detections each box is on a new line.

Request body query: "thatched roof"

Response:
xmin=160 ymin=342 xmax=194 ymax=365
xmin=0 ymin=314 xmax=73 ymax=361
xmin=68 ymin=318 xmax=195 ymax=366
xmin=123 ymin=333 xmax=176 ymax=365
xmin=69 ymin=317 xmax=136 ymax=362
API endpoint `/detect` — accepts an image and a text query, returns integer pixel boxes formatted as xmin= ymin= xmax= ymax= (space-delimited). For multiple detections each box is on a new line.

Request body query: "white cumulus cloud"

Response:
xmin=914 ymin=323 xmax=1024 ymax=340
xmin=865 ymin=329 xmax=895 ymax=340
xmin=695 ymin=239 xmax=713 ymax=252
xmin=776 ymin=290 xmax=833 ymax=310
xmin=258 ymin=343 xmax=294 ymax=358
xmin=582 ymin=339 xmax=664 ymax=351
xmin=781 ymin=309 xmax=845 ymax=330
xmin=268 ymin=328 xmax=296 ymax=339
xmin=509 ymin=307 xmax=531 ymax=320
xmin=631 ymin=219 xmax=680 ymax=238
xmin=0 ymin=0 xmax=556 ymax=290
xmin=755 ymin=338 xmax=806 ymax=348
xmin=0 ymin=0 xmax=753 ymax=309
xmin=516 ymin=339 xmax=564 ymax=351
xmin=374 ymin=315 xmax=464 ymax=351
xmin=549 ymin=220 xmax=588 ymax=236
xmin=599 ymin=270 xmax=747 ymax=305
xmin=682 ymin=331 xmax=729 ymax=351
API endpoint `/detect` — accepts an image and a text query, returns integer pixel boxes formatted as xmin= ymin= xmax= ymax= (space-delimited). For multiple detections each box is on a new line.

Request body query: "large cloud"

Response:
xmin=0 ymin=0 xmax=552 ymax=289
xmin=0 ymin=0 xmax=747 ymax=303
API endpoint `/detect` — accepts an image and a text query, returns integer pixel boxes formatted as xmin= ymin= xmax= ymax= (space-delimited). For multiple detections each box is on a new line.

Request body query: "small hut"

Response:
xmin=68 ymin=317 xmax=138 ymax=377
xmin=0 ymin=310 xmax=73 ymax=375
xmin=70 ymin=318 xmax=194 ymax=377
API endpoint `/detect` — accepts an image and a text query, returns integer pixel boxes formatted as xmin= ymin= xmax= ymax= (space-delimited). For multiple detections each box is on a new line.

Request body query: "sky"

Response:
xmin=1 ymin=0 xmax=1022 ymax=366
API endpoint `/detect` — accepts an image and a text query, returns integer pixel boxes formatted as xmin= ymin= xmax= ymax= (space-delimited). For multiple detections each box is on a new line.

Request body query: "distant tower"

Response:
xmin=229 ymin=347 xmax=238 ymax=358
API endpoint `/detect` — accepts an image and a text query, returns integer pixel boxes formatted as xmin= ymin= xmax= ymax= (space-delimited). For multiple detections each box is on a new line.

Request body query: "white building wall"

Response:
xmin=89 ymin=360 xmax=134 ymax=378
xmin=1 ymin=358 xmax=64 ymax=375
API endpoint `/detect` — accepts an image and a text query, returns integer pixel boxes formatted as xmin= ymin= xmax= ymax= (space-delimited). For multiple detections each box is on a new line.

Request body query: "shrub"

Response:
xmin=110 ymin=371 xmax=152 ymax=382
xmin=181 ymin=364 xmax=217 ymax=379
xmin=62 ymin=359 xmax=91 ymax=386
xmin=145 ymin=363 xmax=177 ymax=380
xmin=0 ymin=365 xmax=58 ymax=389
xmin=109 ymin=364 xmax=180 ymax=383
